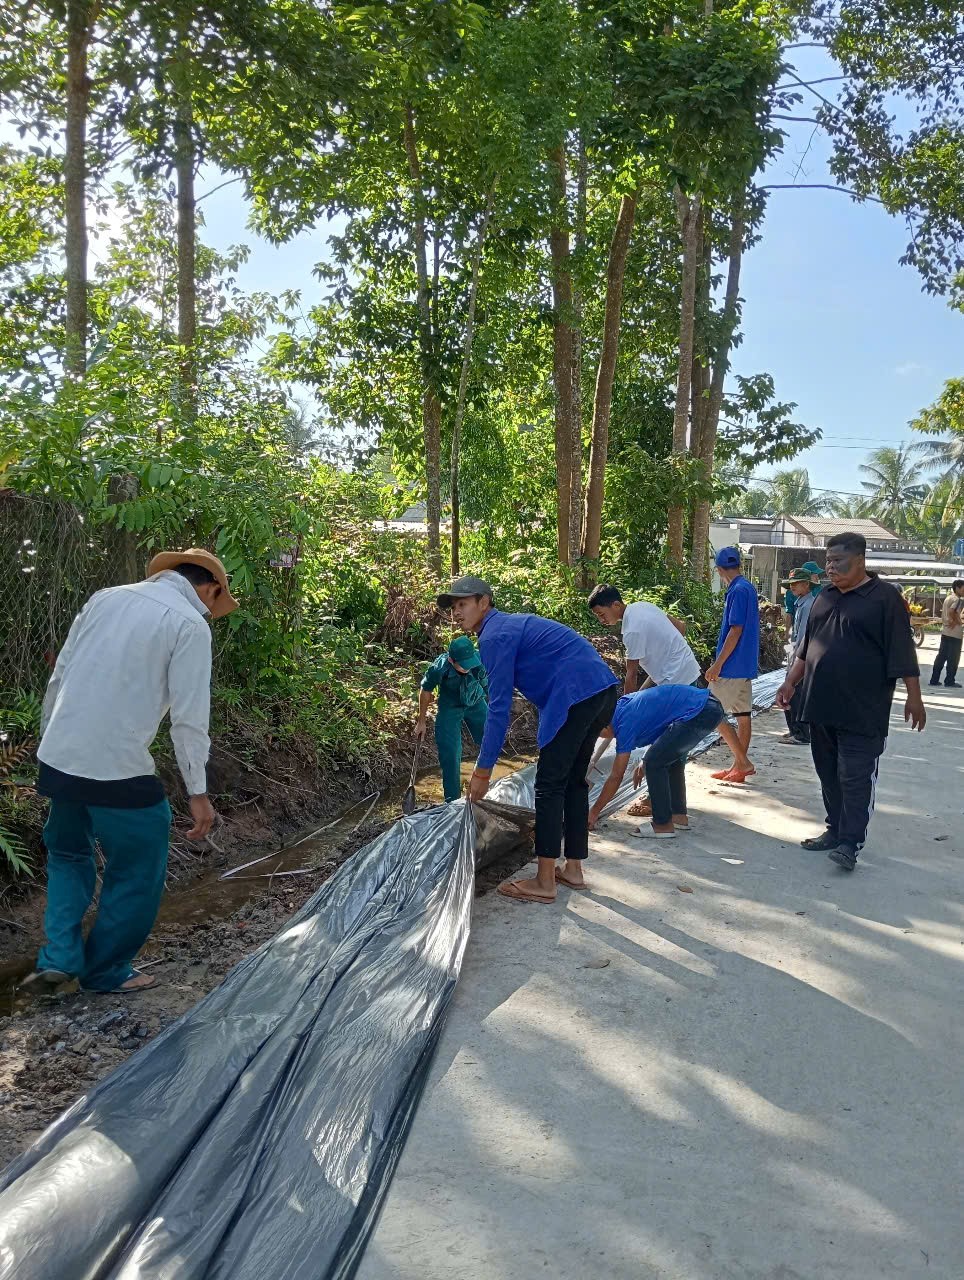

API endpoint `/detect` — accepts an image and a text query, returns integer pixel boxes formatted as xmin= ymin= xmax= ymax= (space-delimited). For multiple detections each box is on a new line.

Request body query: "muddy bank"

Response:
xmin=0 ymin=748 xmax=539 ymax=1167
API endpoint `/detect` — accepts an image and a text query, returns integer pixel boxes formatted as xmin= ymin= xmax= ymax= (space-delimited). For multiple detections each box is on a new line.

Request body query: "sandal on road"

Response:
xmin=497 ymin=881 xmax=556 ymax=904
xmin=554 ymin=869 xmax=589 ymax=891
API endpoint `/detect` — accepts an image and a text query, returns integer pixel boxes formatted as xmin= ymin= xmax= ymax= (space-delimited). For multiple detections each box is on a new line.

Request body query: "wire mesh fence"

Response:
xmin=0 ymin=490 xmax=139 ymax=701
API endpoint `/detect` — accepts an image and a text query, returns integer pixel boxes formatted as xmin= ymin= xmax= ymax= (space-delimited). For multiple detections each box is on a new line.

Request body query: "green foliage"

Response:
xmin=812 ymin=2 xmax=964 ymax=293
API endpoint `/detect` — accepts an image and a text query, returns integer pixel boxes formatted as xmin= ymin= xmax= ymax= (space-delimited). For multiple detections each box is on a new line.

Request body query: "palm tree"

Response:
xmin=858 ymin=445 xmax=927 ymax=534
xmin=829 ymin=493 xmax=870 ymax=519
xmin=904 ymin=478 xmax=964 ymax=558
xmin=911 ymin=377 xmax=964 ymax=514
xmin=766 ymin=468 xmax=825 ymax=517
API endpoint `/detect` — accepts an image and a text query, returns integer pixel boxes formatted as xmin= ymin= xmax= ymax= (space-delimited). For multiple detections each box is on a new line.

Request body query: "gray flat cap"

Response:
xmin=436 ymin=575 xmax=493 ymax=609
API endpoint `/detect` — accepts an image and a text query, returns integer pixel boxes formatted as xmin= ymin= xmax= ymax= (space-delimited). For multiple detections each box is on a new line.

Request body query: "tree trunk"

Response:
xmin=580 ymin=190 xmax=638 ymax=572
xmin=569 ymin=137 xmax=588 ymax=565
xmin=403 ymin=103 xmax=442 ymax=576
xmin=108 ymin=472 xmax=140 ymax=582
xmin=666 ymin=187 xmax=702 ymax=567
xmin=172 ymin=9 xmax=196 ymax=431
xmin=451 ymin=182 xmax=497 ymax=576
xmin=65 ymin=0 xmax=94 ymax=377
xmin=548 ymin=144 xmax=579 ymax=567
xmin=690 ymin=194 xmax=746 ymax=580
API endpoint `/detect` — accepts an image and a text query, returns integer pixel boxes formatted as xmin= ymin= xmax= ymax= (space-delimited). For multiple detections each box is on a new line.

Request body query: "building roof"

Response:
xmin=780 ymin=515 xmax=899 ymax=540
xmin=868 ymin=558 xmax=964 ymax=574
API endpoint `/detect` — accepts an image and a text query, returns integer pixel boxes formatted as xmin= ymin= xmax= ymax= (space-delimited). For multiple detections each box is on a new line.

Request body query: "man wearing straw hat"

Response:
xmin=21 ymin=548 xmax=238 ymax=995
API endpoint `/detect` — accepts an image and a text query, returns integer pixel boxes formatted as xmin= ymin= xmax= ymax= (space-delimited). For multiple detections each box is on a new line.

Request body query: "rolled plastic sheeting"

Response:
xmin=489 ymin=669 xmax=786 ymax=817
xmin=0 ymin=801 xmax=477 ymax=1280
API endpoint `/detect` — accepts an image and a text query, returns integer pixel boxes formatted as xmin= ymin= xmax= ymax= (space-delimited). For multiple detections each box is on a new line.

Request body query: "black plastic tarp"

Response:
xmin=0 ymin=670 xmax=782 ymax=1280
xmin=0 ymin=802 xmax=477 ymax=1280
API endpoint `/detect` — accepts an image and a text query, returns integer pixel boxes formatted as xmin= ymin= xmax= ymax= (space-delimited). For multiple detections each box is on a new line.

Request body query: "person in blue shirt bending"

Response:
xmin=437 ymin=576 xmax=619 ymax=903
xmin=705 ymin=547 xmax=760 ymax=783
xmin=587 ymin=686 xmax=725 ymax=837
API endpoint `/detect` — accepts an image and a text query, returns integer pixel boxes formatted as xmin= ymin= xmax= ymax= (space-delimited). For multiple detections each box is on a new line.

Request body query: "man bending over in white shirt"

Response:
xmin=588 ymin=585 xmax=701 ymax=694
xmin=21 ymin=548 xmax=238 ymax=995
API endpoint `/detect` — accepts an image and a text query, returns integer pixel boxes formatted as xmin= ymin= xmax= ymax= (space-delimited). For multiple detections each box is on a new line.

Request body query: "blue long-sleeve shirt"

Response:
xmin=475 ymin=610 xmax=619 ymax=769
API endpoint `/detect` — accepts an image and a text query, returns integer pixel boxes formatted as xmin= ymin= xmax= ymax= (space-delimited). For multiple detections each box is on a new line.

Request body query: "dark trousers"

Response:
xmin=645 ymin=697 xmax=725 ymax=826
xmin=783 ymin=684 xmax=810 ymax=742
xmin=535 ymin=685 xmax=619 ymax=862
xmin=931 ymin=635 xmax=961 ymax=685
xmin=809 ymin=723 xmax=885 ymax=850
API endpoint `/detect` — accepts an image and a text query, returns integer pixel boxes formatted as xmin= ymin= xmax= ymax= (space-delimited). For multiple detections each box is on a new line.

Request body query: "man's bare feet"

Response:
xmin=498 ymin=877 xmax=556 ymax=903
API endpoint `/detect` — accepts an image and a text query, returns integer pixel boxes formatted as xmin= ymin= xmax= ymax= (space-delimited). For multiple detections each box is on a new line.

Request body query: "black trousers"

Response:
xmin=783 ymin=684 xmax=810 ymax=742
xmin=931 ymin=635 xmax=961 ymax=685
xmin=534 ymin=685 xmax=619 ymax=862
xmin=809 ymin=723 xmax=886 ymax=850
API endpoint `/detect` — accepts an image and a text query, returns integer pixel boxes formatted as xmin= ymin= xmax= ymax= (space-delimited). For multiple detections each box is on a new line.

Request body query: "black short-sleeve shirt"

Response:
xmin=798 ymin=576 xmax=919 ymax=738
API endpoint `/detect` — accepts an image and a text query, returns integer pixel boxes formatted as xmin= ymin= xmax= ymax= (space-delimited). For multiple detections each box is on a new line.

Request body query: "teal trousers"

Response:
xmin=38 ymin=797 xmax=171 ymax=992
xmin=435 ymin=702 xmax=488 ymax=802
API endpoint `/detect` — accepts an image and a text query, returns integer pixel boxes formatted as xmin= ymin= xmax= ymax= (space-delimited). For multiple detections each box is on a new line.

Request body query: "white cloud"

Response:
xmin=895 ymin=361 xmax=926 ymax=377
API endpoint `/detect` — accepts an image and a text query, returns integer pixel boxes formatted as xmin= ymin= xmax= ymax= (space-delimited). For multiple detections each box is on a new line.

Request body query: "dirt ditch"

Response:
xmin=0 ymin=749 xmax=538 ymax=1167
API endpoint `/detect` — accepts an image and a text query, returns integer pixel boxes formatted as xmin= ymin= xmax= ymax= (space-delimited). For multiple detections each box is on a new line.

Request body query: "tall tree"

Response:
xmin=580 ymin=187 xmax=638 ymax=567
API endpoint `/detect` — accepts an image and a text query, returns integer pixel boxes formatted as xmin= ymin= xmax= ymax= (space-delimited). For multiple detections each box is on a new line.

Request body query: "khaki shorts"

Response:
xmin=710 ymin=677 xmax=753 ymax=716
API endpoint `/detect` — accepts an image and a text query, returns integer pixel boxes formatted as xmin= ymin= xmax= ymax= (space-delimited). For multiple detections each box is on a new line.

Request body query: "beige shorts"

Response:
xmin=710 ymin=677 xmax=753 ymax=716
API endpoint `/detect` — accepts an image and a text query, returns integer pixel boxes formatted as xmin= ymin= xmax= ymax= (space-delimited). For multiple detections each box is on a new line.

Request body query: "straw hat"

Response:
xmin=145 ymin=547 xmax=239 ymax=617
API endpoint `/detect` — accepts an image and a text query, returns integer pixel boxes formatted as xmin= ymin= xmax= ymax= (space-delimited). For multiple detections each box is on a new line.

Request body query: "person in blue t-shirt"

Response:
xmin=706 ymin=547 xmax=760 ymax=783
xmin=437 ymin=575 xmax=619 ymax=903
xmin=587 ymin=686 xmax=725 ymax=837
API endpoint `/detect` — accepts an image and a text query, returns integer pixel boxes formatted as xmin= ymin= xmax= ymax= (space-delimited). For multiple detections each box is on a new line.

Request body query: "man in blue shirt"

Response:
xmin=706 ymin=547 xmax=760 ymax=782
xmin=587 ymin=686 xmax=724 ymax=836
xmin=437 ymin=576 xmax=619 ymax=902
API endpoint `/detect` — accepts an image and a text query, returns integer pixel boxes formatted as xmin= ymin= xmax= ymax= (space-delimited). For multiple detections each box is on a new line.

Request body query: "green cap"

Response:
xmin=782 ymin=567 xmax=813 ymax=586
xmin=800 ymin=561 xmax=823 ymax=577
xmin=448 ymin=635 xmax=482 ymax=669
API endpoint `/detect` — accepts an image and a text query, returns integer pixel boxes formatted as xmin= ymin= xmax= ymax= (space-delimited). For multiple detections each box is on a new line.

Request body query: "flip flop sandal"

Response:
xmin=710 ymin=769 xmax=734 ymax=780
xmin=97 ymin=970 xmax=158 ymax=994
xmin=19 ymin=968 xmax=73 ymax=993
xmin=497 ymin=881 xmax=555 ymax=904
xmin=554 ymin=870 xmax=589 ymax=891
xmin=638 ymin=827 xmax=677 ymax=839
xmin=722 ymin=769 xmax=755 ymax=784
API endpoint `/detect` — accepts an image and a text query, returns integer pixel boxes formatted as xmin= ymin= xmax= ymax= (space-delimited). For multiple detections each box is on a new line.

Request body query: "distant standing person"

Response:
xmin=705 ymin=547 xmax=760 ymax=782
xmin=779 ymin=567 xmax=818 ymax=746
xmin=929 ymin=579 xmax=964 ymax=689
xmin=776 ymin=531 xmax=925 ymax=872
xmin=22 ymin=549 xmax=237 ymax=994
xmin=783 ymin=560 xmax=823 ymax=638
xmin=437 ymin=576 xmax=619 ymax=903
xmin=415 ymin=635 xmax=488 ymax=802
xmin=587 ymin=585 xmax=700 ymax=693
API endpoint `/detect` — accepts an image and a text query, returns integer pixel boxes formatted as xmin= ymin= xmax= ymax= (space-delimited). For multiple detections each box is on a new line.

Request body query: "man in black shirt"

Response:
xmin=776 ymin=531 xmax=925 ymax=871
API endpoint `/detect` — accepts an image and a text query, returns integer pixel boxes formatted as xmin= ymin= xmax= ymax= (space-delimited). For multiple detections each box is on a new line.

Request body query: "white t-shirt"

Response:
xmin=620 ymin=601 xmax=701 ymax=686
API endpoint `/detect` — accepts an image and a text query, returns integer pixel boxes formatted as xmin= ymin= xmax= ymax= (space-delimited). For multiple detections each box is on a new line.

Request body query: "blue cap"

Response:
xmin=715 ymin=546 xmax=741 ymax=569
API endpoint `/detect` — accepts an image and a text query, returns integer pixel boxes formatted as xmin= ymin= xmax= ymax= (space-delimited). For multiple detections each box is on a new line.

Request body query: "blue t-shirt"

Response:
xmin=611 ymin=685 xmax=710 ymax=755
xmin=716 ymin=576 xmax=760 ymax=678
xmin=476 ymin=610 xmax=618 ymax=769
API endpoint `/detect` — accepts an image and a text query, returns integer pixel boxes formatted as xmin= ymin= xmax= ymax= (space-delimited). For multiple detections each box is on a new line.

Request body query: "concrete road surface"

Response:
xmin=359 ymin=640 xmax=964 ymax=1280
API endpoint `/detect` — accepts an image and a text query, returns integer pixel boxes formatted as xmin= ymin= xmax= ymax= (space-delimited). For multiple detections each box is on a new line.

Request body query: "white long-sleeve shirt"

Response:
xmin=39 ymin=571 xmax=212 ymax=795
